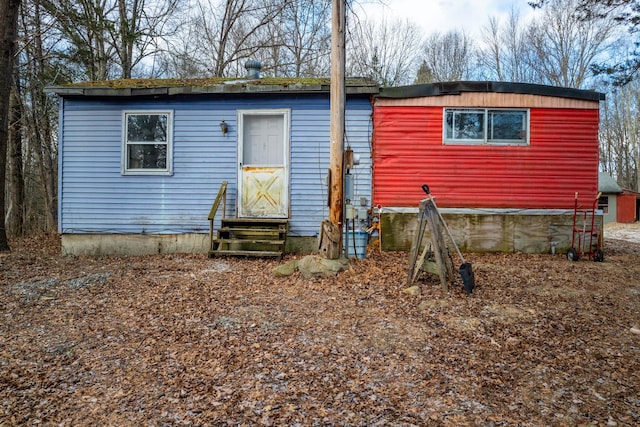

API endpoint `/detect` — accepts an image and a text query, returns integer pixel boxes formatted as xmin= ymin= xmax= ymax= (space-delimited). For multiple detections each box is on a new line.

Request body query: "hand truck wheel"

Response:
xmin=594 ymin=249 xmax=604 ymax=262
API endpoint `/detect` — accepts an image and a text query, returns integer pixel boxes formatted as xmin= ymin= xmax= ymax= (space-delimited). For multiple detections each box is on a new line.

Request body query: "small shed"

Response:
xmin=50 ymin=71 xmax=377 ymax=255
xmin=598 ymin=172 xmax=623 ymax=224
xmin=372 ymin=81 xmax=605 ymax=253
xmin=616 ymin=189 xmax=640 ymax=223
xmin=597 ymin=172 xmax=639 ymax=223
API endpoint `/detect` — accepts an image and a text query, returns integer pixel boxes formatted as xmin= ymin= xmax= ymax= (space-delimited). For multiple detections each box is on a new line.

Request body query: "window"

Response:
xmin=444 ymin=108 xmax=528 ymax=145
xmin=598 ymin=196 xmax=609 ymax=214
xmin=122 ymin=111 xmax=173 ymax=175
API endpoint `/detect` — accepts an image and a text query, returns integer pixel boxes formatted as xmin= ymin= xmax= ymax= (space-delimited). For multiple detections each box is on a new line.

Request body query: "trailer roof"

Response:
xmin=46 ymin=77 xmax=379 ymax=97
xmin=378 ymin=81 xmax=605 ymax=102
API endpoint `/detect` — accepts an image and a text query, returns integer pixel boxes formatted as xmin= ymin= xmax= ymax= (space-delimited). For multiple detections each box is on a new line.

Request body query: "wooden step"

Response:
xmin=222 ymin=218 xmax=288 ymax=224
xmin=218 ymin=227 xmax=285 ymax=234
xmin=208 ymin=250 xmax=283 ymax=258
xmin=214 ymin=238 xmax=285 ymax=245
xmin=221 ymin=218 xmax=288 ymax=228
xmin=209 ymin=217 xmax=288 ymax=259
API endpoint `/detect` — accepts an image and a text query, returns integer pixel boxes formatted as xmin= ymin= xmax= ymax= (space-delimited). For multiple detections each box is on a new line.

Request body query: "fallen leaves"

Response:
xmin=0 ymin=233 xmax=639 ymax=425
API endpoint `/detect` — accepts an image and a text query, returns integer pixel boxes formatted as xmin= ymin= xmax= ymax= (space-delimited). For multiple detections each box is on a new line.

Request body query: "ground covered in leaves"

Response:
xmin=1 ymin=233 xmax=639 ymax=426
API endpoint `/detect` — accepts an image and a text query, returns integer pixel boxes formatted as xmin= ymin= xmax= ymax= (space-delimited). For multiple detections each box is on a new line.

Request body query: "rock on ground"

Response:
xmin=296 ymin=255 xmax=349 ymax=279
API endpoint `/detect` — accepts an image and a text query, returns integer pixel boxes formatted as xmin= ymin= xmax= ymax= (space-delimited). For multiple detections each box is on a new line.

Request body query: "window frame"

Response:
xmin=121 ymin=110 xmax=174 ymax=175
xmin=443 ymin=108 xmax=530 ymax=146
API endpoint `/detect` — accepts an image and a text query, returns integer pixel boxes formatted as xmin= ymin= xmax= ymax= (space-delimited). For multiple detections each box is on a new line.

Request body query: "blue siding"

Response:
xmin=59 ymin=94 xmax=372 ymax=237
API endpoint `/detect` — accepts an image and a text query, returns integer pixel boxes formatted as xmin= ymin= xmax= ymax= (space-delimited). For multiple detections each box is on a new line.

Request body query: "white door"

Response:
xmin=238 ymin=110 xmax=289 ymax=218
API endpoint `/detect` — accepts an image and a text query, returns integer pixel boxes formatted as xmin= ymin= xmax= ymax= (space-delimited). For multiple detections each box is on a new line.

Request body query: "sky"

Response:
xmin=357 ymin=0 xmax=540 ymax=38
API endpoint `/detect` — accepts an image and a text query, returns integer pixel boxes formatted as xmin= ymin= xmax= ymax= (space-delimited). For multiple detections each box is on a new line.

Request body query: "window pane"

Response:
xmin=243 ymin=114 xmax=284 ymax=165
xmin=127 ymin=114 xmax=167 ymax=142
xmin=446 ymin=110 xmax=484 ymax=140
xmin=489 ymin=111 xmax=525 ymax=141
xmin=127 ymin=144 xmax=167 ymax=169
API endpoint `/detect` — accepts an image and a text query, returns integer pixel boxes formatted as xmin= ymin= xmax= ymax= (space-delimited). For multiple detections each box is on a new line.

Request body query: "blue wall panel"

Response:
xmin=59 ymin=94 xmax=372 ymax=237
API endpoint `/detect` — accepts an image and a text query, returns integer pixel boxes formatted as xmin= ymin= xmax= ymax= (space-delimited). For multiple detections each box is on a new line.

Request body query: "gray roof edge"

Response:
xmin=45 ymin=83 xmax=379 ymax=97
xmin=377 ymin=81 xmax=605 ymax=102
xmin=598 ymin=172 xmax=623 ymax=193
xmin=44 ymin=86 xmax=84 ymax=95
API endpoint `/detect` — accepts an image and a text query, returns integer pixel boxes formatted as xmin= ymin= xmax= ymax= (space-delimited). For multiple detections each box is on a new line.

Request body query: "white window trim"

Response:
xmin=121 ymin=110 xmax=174 ymax=175
xmin=443 ymin=108 xmax=530 ymax=146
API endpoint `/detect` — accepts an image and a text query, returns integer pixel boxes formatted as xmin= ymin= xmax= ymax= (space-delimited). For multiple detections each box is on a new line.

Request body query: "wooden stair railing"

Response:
xmin=208 ymin=181 xmax=228 ymax=252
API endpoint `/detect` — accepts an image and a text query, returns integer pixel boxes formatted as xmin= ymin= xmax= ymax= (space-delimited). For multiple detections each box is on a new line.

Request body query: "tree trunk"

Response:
xmin=7 ymin=81 xmax=24 ymax=236
xmin=29 ymin=94 xmax=57 ymax=231
xmin=118 ymin=0 xmax=136 ymax=79
xmin=0 ymin=0 xmax=21 ymax=251
xmin=36 ymin=0 xmax=57 ymax=230
xmin=632 ymin=146 xmax=640 ymax=191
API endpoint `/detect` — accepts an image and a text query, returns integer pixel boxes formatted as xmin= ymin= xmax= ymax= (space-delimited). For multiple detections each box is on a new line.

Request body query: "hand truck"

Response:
xmin=567 ymin=192 xmax=604 ymax=262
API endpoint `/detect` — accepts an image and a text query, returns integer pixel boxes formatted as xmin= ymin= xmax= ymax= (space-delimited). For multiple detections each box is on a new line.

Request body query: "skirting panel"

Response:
xmin=61 ymin=234 xmax=209 ymax=256
xmin=380 ymin=211 xmax=603 ymax=254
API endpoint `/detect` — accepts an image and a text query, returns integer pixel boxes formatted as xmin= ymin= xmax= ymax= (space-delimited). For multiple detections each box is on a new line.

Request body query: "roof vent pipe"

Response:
xmin=245 ymin=60 xmax=262 ymax=79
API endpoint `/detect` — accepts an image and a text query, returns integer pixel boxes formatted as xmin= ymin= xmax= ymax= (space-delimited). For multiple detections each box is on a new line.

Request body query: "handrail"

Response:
xmin=208 ymin=181 xmax=228 ymax=250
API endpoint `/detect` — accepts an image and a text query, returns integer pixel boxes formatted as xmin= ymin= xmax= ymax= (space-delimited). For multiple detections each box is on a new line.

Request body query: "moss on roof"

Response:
xmin=47 ymin=76 xmax=380 ymax=97
xmin=62 ymin=76 xmax=375 ymax=89
xmin=65 ymin=77 xmax=235 ymax=88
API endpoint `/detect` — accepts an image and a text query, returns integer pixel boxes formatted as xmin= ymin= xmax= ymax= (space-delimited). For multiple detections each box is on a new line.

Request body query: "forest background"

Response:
xmin=0 ymin=0 xmax=639 ymax=248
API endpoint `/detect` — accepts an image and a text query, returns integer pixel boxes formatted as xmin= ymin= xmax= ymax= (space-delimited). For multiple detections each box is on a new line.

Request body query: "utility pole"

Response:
xmin=318 ymin=0 xmax=346 ymax=259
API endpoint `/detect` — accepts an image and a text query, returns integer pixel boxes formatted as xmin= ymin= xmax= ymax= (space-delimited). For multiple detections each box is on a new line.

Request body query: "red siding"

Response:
xmin=372 ymin=106 xmax=600 ymax=209
xmin=617 ymin=191 xmax=639 ymax=223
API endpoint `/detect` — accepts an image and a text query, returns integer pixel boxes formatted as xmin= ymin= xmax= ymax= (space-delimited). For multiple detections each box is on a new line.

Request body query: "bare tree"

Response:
xmin=39 ymin=0 xmax=116 ymax=80
xmin=530 ymin=0 xmax=640 ymax=84
xmin=416 ymin=30 xmax=475 ymax=83
xmin=0 ymin=0 xmax=21 ymax=251
xmin=259 ymin=0 xmax=331 ymax=77
xmin=190 ymin=0 xmax=287 ymax=77
xmin=112 ymin=0 xmax=181 ymax=79
xmin=600 ymin=79 xmax=640 ymax=191
xmin=525 ymin=0 xmax=616 ymax=88
xmin=478 ymin=17 xmax=503 ymax=81
xmin=162 ymin=0 xmax=331 ymax=79
xmin=347 ymin=17 xmax=422 ymax=86
xmin=253 ymin=2 xmax=287 ymax=77
xmin=285 ymin=0 xmax=331 ymax=77
xmin=39 ymin=0 xmax=181 ymax=80
xmin=155 ymin=21 xmax=207 ymax=78
xmin=478 ymin=9 xmax=536 ymax=82
xmin=7 ymin=79 xmax=24 ymax=236
xmin=16 ymin=0 xmax=64 ymax=232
